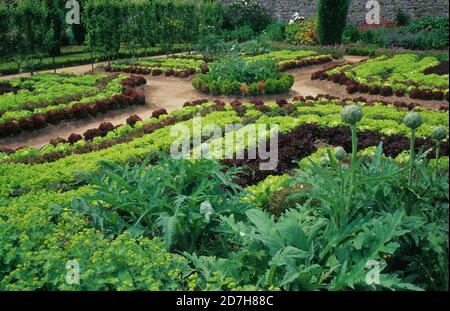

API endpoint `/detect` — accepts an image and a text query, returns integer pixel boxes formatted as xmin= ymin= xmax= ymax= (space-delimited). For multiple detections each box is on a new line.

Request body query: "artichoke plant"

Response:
xmin=341 ymin=105 xmax=363 ymax=212
xmin=403 ymin=112 xmax=423 ymax=185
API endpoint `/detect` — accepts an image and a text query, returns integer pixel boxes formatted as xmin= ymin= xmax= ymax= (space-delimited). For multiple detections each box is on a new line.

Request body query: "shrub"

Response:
xmin=355 ymin=21 xmax=449 ymax=50
xmin=240 ymin=83 xmax=250 ymax=96
xmin=223 ymin=0 xmax=271 ymax=33
xmin=263 ymin=22 xmax=285 ymax=41
xmin=207 ymin=55 xmax=277 ymax=84
xmin=342 ymin=26 xmax=360 ymax=43
xmin=359 ymin=29 xmax=377 ymax=44
xmin=317 ymin=0 xmax=351 ymax=45
xmin=395 ymin=9 xmax=409 ymax=26
xmin=209 ymin=80 xmax=221 ymax=96
xmin=409 ymin=17 xmax=449 ymax=34
xmin=226 ymin=25 xmax=255 ymax=42
xmin=345 ymin=46 xmax=378 ymax=56
xmin=285 ymin=19 xmax=318 ymax=45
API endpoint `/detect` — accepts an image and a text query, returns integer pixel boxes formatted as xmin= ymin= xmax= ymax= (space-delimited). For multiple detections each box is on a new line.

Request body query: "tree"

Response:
xmin=44 ymin=0 xmax=65 ymax=56
xmin=140 ymin=0 xmax=158 ymax=57
xmin=155 ymin=0 xmax=179 ymax=56
xmin=0 ymin=2 xmax=11 ymax=58
xmin=84 ymin=0 xmax=123 ymax=65
xmin=120 ymin=1 xmax=143 ymax=61
xmin=177 ymin=2 xmax=198 ymax=52
xmin=71 ymin=0 xmax=86 ymax=44
xmin=44 ymin=22 xmax=60 ymax=72
xmin=198 ymin=0 xmax=224 ymax=38
xmin=12 ymin=0 xmax=48 ymax=75
xmin=317 ymin=0 xmax=350 ymax=45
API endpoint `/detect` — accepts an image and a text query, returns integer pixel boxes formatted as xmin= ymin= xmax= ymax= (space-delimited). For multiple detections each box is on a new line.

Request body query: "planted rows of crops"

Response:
xmin=0 ymin=44 xmax=449 ymax=291
xmin=317 ymin=54 xmax=450 ymax=101
xmin=1 ymin=91 xmax=448 ymax=290
xmin=1 ymin=0 xmax=449 ymax=293
xmin=0 ymin=74 xmax=147 ymax=138
xmin=192 ymin=50 xmax=333 ymax=96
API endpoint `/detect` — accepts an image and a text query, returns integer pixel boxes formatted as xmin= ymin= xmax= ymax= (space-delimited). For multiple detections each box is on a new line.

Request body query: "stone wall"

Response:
xmin=220 ymin=0 xmax=449 ymax=25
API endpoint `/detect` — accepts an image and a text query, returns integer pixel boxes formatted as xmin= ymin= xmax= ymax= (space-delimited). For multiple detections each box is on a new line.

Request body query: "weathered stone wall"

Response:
xmin=220 ymin=0 xmax=449 ymax=25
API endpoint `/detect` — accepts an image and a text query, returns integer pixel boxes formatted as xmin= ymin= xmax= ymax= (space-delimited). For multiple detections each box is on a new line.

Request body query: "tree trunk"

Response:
xmin=53 ymin=56 xmax=56 ymax=73
xmin=90 ymin=51 xmax=94 ymax=70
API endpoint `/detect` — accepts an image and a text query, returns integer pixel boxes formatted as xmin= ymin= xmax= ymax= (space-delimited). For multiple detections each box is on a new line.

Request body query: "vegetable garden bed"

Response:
xmin=0 ymin=94 xmax=448 ymax=290
xmin=0 ymin=74 xmax=147 ymax=138
xmin=315 ymin=54 xmax=450 ymax=101
xmin=106 ymin=57 xmax=207 ymax=78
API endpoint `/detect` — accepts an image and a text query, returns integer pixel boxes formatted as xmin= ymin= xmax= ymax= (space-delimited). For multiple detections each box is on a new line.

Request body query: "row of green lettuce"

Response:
xmin=0 ymin=73 xmax=126 ymax=124
xmin=326 ymin=54 xmax=449 ymax=91
xmin=2 ymin=97 xmax=447 ymax=164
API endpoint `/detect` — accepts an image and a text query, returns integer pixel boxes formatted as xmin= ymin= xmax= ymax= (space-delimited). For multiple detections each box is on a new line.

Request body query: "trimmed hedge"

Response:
xmin=317 ymin=0 xmax=350 ymax=45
